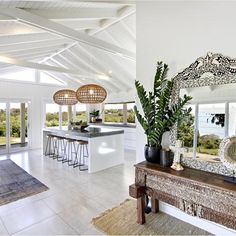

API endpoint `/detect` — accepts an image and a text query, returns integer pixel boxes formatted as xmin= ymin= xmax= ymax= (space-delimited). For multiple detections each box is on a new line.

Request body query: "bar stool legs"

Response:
xmin=78 ymin=141 xmax=89 ymax=171
xmin=62 ymin=139 xmax=76 ymax=166
xmin=45 ymin=135 xmax=55 ymax=157
xmin=73 ymin=143 xmax=83 ymax=168
xmin=45 ymin=135 xmax=89 ymax=171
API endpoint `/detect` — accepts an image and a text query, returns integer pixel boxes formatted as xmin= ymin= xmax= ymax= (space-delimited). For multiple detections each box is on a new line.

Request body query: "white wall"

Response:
xmin=136 ymin=1 xmax=236 ymax=235
xmin=0 ymin=80 xmax=64 ymax=149
xmin=106 ymin=90 xmax=135 ymax=103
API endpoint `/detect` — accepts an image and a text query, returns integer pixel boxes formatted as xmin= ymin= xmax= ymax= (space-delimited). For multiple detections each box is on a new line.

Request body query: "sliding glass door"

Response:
xmin=0 ymin=103 xmax=7 ymax=154
xmin=10 ymin=103 xmax=29 ymax=151
xmin=0 ymin=100 xmax=30 ymax=154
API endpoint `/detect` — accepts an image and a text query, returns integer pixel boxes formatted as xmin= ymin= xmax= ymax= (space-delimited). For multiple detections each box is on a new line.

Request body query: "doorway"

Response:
xmin=0 ymin=100 xmax=31 ymax=154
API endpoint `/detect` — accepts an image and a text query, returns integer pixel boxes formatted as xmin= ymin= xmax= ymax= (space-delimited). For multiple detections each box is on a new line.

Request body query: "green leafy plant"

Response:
xmin=134 ymin=61 xmax=192 ymax=147
xmin=90 ymin=109 xmax=99 ymax=117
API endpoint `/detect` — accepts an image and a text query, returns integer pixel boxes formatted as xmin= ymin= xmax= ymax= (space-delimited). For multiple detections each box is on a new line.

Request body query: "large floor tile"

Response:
xmin=0 ymin=149 xmax=136 ymax=235
xmin=0 ymin=219 xmax=8 ymax=235
xmin=14 ymin=215 xmax=78 ymax=235
xmin=1 ymin=200 xmax=55 ymax=234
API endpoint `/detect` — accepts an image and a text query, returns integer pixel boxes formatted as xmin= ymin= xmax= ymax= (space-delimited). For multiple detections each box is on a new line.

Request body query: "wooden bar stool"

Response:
xmin=62 ymin=138 xmax=77 ymax=166
xmin=45 ymin=134 xmax=55 ymax=157
xmin=53 ymin=135 xmax=65 ymax=161
xmin=76 ymin=140 xmax=88 ymax=170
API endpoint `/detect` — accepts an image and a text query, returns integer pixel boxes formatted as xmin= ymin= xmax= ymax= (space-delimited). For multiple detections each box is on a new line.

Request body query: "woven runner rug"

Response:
xmin=92 ymin=199 xmax=211 ymax=235
xmin=0 ymin=159 xmax=48 ymax=206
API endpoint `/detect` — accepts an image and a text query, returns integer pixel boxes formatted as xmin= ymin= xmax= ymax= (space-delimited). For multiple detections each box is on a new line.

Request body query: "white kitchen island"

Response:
xmin=43 ymin=127 xmax=124 ymax=173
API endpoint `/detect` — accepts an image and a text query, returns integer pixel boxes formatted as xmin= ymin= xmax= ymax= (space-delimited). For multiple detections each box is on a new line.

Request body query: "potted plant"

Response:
xmin=134 ymin=61 xmax=192 ymax=163
xmin=90 ymin=109 xmax=100 ymax=123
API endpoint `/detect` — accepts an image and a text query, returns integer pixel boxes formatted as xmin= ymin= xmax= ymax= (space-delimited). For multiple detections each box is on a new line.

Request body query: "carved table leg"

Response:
xmin=151 ymin=198 xmax=159 ymax=213
xmin=137 ymin=195 xmax=146 ymax=224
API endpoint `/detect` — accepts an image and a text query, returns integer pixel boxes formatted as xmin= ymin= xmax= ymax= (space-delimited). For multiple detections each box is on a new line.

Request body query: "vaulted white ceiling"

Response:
xmin=0 ymin=0 xmax=136 ymax=93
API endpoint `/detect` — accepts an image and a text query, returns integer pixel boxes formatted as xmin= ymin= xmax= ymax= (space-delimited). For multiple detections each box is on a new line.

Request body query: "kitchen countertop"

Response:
xmin=43 ymin=126 xmax=124 ymax=138
xmin=88 ymin=122 xmax=136 ymax=128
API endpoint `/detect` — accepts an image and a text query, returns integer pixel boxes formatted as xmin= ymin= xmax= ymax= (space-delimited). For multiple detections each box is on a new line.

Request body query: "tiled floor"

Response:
xmin=0 ymin=149 xmax=136 ymax=235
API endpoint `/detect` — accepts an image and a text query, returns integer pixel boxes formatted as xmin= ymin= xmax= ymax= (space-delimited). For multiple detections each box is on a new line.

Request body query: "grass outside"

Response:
xmin=0 ymin=136 xmax=28 ymax=145
xmin=197 ymin=147 xmax=219 ymax=155
xmin=104 ymin=114 xmax=123 ymax=123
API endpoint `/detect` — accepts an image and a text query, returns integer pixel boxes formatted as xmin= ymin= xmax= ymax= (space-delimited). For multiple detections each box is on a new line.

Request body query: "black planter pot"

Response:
xmin=144 ymin=145 xmax=161 ymax=163
xmin=160 ymin=149 xmax=174 ymax=167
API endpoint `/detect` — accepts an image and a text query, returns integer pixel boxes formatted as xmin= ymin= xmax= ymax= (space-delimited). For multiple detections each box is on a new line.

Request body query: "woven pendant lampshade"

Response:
xmin=76 ymin=84 xmax=107 ymax=104
xmin=53 ymin=89 xmax=78 ymax=105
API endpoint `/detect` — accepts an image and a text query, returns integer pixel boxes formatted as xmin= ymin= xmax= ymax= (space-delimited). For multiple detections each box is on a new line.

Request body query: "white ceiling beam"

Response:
xmin=44 ymin=61 xmax=84 ymax=86
xmin=21 ymin=54 xmax=56 ymax=62
xmin=68 ymin=46 xmax=130 ymax=89
xmin=120 ymin=20 xmax=136 ymax=40
xmin=0 ymin=0 xmax=135 ymax=4
xmin=60 ymin=51 xmax=122 ymax=91
xmin=51 ymin=55 xmax=119 ymax=92
xmin=39 ymin=71 xmax=68 ymax=86
xmin=47 ymin=59 xmax=113 ymax=91
xmin=40 ymin=6 xmax=135 ymax=63
xmin=0 ymin=20 xmax=99 ymax=36
xmin=87 ymin=6 xmax=135 ymax=36
xmin=0 ymin=55 xmax=100 ymax=76
xmin=0 ymin=33 xmax=60 ymax=46
xmin=0 ymin=8 xmax=135 ymax=60
xmin=5 ymin=45 xmax=64 ymax=57
xmin=66 ymin=0 xmax=135 ymax=3
xmin=0 ymin=38 xmax=72 ymax=53
xmin=55 ymin=20 xmax=100 ymax=30
xmin=26 ymin=8 xmax=117 ymax=20
xmin=0 ymin=8 xmax=117 ymax=21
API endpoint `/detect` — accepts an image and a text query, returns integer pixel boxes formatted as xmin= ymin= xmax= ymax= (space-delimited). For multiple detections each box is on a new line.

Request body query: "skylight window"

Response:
xmin=40 ymin=72 xmax=64 ymax=85
xmin=0 ymin=68 xmax=35 ymax=82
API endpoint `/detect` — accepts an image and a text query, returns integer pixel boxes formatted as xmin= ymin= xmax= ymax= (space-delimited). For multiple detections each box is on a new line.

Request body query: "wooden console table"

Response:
xmin=129 ymin=161 xmax=236 ymax=230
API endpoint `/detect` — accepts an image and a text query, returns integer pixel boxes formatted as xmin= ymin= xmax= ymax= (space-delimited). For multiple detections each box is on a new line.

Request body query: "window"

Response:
xmin=40 ymin=72 xmax=65 ymax=85
xmin=45 ymin=104 xmax=59 ymax=127
xmin=104 ymin=103 xmax=124 ymax=123
xmin=127 ymin=102 xmax=135 ymax=123
xmin=104 ymin=102 xmax=135 ymax=124
xmin=61 ymin=106 xmax=69 ymax=127
xmin=75 ymin=104 xmax=87 ymax=122
xmin=44 ymin=103 xmax=87 ymax=128
xmin=0 ymin=103 xmax=6 ymax=149
xmin=0 ymin=68 xmax=35 ymax=82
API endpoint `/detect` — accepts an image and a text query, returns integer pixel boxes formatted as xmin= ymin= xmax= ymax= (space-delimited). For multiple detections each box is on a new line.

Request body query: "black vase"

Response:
xmin=160 ymin=150 xmax=174 ymax=167
xmin=144 ymin=145 xmax=161 ymax=163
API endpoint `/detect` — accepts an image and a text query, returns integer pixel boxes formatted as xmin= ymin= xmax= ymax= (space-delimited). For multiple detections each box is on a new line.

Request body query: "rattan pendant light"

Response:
xmin=53 ymin=89 xmax=78 ymax=105
xmin=76 ymin=84 xmax=107 ymax=104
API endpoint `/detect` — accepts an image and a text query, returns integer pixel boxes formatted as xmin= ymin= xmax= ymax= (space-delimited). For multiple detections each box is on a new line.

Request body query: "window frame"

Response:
xmin=73 ymin=104 xmax=87 ymax=122
xmin=103 ymin=101 xmax=135 ymax=124
xmin=43 ymin=102 xmax=88 ymax=129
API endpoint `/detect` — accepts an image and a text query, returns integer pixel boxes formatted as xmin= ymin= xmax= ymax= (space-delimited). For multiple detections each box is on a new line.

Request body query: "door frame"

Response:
xmin=0 ymin=98 xmax=32 ymax=154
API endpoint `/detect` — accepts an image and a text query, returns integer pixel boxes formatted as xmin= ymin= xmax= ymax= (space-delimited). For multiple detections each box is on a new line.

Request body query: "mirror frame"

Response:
xmin=170 ymin=52 xmax=236 ymax=176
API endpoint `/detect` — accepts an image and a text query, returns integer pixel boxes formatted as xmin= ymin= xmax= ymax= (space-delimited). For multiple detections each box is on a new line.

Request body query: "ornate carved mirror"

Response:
xmin=171 ymin=52 xmax=236 ymax=176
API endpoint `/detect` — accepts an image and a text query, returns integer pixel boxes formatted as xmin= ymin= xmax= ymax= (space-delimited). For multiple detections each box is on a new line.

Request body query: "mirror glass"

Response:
xmin=178 ymin=84 xmax=236 ymax=163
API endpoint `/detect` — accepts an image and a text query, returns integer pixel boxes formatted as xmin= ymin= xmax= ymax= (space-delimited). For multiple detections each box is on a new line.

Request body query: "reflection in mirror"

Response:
xmin=229 ymin=103 xmax=236 ymax=136
xmin=178 ymin=88 xmax=230 ymax=163
xmin=178 ymin=104 xmax=195 ymax=158
xmin=197 ymin=104 xmax=225 ymax=162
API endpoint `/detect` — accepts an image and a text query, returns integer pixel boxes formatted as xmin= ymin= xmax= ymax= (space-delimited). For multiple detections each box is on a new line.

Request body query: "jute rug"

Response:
xmin=0 ymin=159 xmax=48 ymax=206
xmin=92 ymin=199 xmax=211 ymax=235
